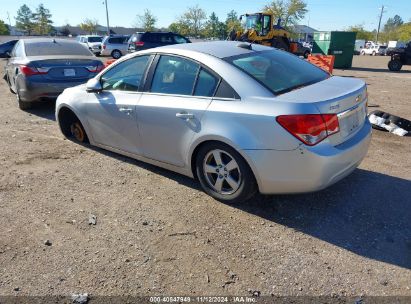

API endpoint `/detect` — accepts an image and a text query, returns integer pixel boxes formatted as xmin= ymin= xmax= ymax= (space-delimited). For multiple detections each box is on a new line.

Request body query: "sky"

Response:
xmin=0 ymin=0 xmax=410 ymax=31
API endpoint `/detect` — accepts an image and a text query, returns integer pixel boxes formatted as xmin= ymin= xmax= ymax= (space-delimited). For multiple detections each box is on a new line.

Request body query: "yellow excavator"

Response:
xmin=228 ymin=13 xmax=294 ymax=52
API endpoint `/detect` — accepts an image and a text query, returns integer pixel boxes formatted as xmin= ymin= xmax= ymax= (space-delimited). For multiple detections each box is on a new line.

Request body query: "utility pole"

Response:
xmin=7 ymin=12 xmax=12 ymax=33
xmin=104 ymin=0 xmax=110 ymax=36
xmin=376 ymin=5 xmax=386 ymax=43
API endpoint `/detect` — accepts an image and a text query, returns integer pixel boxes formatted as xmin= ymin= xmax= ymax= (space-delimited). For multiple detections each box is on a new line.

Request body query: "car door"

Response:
xmin=6 ymin=41 xmax=23 ymax=92
xmin=84 ymin=54 xmax=153 ymax=154
xmin=136 ymin=54 xmax=219 ymax=167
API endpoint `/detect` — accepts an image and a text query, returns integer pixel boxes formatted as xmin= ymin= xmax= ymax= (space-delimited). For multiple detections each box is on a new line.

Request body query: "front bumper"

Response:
xmin=244 ymin=120 xmax=372 ymax=194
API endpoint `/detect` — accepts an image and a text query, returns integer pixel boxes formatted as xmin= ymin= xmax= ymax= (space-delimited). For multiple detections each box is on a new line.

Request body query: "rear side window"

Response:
xmin=151 ymin=55 xmax=199 ymax=95
xmin=108 ymin=37 xmax=125 ymax=44
xmin=101 ymin=55 xmax=151 ymax=92
xmin=194 ymin=69 xmax=218 ymax=97
xmin=25 ymin=41 xmax=92 ymax=56
xmin=160 ymin=34 xmax=173 ymax=43
xmin=224 ymin=50 xmax=328 ymax=95
xmin=214 ymin=80 xmax=240 ymax=99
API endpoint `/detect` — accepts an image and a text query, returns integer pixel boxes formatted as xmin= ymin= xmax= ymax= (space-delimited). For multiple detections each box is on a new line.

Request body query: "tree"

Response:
xmin=168 ymin=22 xmax=190 ymax=36
xmin=15 ymin=4 xmax=34 ymax=35
xmin=347 ymin=24 xmax=373 ymax=41
xmin=396 ymin=22 xmax=411 ymax=42
xmin=80 ymin=18 xmax=99 ymax=35
xmin=203 ymin=12 xmax=226 ymax=39
xmin=32 ymin=4 xmax=53 ymax=35
xmin=134 ymin=9 xmax=157 ymax=31
xmin=225 ymin=10 xmax=242 ymax=35
xmin=180 ymin=5 xmax=207 ymax=37
xmin=0 ymin=20 xmax=10 ymax=35
xmin=60 ymin=23 xmax=71 ymax=36
xmin=264 ymin=0 xmax=308 ymax=27
xmin=383 ymin=15 xmax=404 ymax=41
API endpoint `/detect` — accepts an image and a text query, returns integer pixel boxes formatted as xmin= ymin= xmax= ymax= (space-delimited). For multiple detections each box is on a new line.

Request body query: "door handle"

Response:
xmin=176 ymin=112 xmax=195 ymax=120
xmin=119 ymin=107 xmax=133 ymax=114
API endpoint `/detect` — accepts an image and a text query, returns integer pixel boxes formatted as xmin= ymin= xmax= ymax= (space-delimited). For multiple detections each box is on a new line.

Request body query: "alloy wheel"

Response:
xmin=203 ymin=149 xmax=242 ymax=195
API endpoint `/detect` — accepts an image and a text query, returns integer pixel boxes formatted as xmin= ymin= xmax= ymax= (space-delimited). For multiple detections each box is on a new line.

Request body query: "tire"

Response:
xmin=5 ymin=74 xmax=15 ymax=94
xmin=388 ymin=59 xmax=402 ymax=71
xmin=303 ymin=50 xmax=310 ymax=59
xmin=111 ymin=50 xmax=122 ymax=59
xmin=195 ymin=142 xmax=257 ymax=204
xmin=16 ymin=86 xmax=32 ymax=110
xmin=271 ymin=37 xmax=290 ymax=51
xmin=69 ymin=120 xmax=88 ymax=143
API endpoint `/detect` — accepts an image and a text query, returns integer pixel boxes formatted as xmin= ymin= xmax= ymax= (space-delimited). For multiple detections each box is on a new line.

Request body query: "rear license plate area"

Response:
xmin=64 ymin=69 xmax=76 ymax=77
xmin=338 ymin=104 xmax=366 ymax=138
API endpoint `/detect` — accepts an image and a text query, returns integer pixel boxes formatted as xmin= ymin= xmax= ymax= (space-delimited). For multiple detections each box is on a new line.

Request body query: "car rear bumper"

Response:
xmin=17 ymin=77 xmax=90 ymax=102
xmin=244 ymin=120 xmax=372 ymax=194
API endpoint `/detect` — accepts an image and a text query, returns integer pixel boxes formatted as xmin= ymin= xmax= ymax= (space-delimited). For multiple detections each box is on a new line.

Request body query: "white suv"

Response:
xmin=100 ymin=35 xmax=130 ymax=59
xmin=361 ymin=44 xmax=380 ymax=56
xmin=77 ymin=35 xmax=103 ymax=55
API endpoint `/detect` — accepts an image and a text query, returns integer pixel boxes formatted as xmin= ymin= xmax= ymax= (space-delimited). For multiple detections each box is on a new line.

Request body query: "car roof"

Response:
xmin=154 ymin=41 xmax=271 ymax=59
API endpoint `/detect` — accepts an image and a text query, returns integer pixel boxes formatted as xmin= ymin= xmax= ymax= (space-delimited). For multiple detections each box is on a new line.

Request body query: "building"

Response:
xmin=291 ymin=24 xmax=318 ymax=42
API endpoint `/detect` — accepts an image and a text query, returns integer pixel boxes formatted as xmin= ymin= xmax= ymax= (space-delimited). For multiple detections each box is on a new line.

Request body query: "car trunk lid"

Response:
xmin=31 ymin=57 xmax=102 ymax=81
xmin=277 ymin=76 xmax=368 ymax=146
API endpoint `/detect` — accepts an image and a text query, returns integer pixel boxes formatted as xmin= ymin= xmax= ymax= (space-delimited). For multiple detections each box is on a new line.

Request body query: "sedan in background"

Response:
xmin=0 ymin=40 xmax=18 ymax=58
xmin=4 ymin=38 xmax=104 ymax=110
xmin=56 ymin=41 xmax=371 ymax=203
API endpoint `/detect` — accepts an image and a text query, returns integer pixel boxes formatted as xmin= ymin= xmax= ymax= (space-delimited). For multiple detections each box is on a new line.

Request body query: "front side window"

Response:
xmin=262 ymin=15 xmax=271 ymax=35
xmin=150 ymin=55 xmax=199 ymax=95
xmin=15 ymin=42 xmax=25 ymax=57
xmin=88 ymin=36 xmax=102 ymax=43
xmin=173 ymin=35 xmax=188 ymax=44
xmin=224 ymin=50 xmax=328 ymax=95
xmin=101 ymin=55 xmax=151 ymax=92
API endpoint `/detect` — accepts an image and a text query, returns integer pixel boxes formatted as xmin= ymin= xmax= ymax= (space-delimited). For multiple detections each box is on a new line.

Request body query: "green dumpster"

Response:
xmin=312 ymin=31 xmax=357 ymax=69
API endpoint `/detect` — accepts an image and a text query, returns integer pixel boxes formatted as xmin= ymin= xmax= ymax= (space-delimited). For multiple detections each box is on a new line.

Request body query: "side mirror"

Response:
xmin=86 ymin=78 xmax=102 ymax=93
xmin=5 ymin=51 xmax=11 ymax=58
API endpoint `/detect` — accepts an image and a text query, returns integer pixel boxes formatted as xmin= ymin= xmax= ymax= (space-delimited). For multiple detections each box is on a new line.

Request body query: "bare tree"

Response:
xmin=180 ymin=5 xmax=207 ymax=37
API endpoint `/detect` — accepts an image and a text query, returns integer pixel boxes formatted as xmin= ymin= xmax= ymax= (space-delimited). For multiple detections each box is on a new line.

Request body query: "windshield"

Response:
xmin=242 ymin=15 xmax=261 ymax=31
xmin=224 ymin=50 xmax=329 ymax=95
xmin=88 ymin=37 xmax=102 ymax=43
xmin=25 ymin=41 xmax=93 ymax=56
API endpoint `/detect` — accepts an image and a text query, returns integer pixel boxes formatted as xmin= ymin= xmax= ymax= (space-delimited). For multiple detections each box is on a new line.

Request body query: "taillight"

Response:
xmin=86 ymin=65 xmax=104 ymax=73
xmin=20 ymin=65 xmax=48 ymax=76
xmin=134 ymin=41 xmax=144 ymax=46
xmin=102 ymin=45 xmax=106 ymax=50
xmin=276 ymin=114 xmax=340 ymax=146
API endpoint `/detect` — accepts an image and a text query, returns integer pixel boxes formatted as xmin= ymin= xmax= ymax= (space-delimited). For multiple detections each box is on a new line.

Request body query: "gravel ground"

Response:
xmin=0 ymin=55 xmax=410 ymax=299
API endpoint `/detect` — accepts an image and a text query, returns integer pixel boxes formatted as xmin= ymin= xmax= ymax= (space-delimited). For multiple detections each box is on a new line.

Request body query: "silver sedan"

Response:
xmin=56 ymin=41 xmax=372 ymax=203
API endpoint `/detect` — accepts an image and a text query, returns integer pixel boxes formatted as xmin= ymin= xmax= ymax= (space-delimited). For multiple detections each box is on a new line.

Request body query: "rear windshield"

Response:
xmin=130 ymin=33 xmax=143 ymax=42
xmin=88 ymin=37 xmax=102 ymax=43
xmin=25 ymin=41 xmax=93 ymax=56
xmin=224 ymin=50 xmax=328 ymax=95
